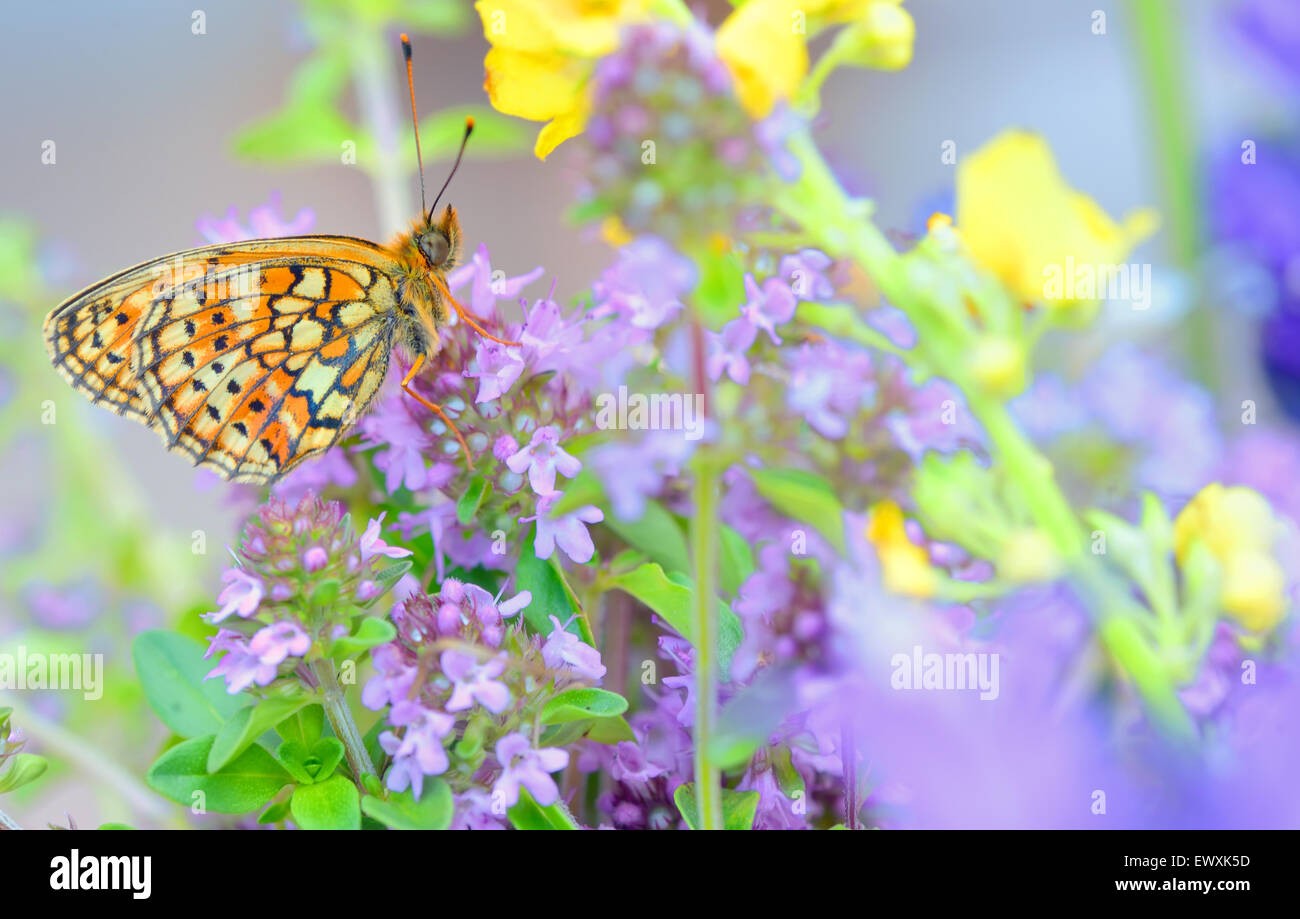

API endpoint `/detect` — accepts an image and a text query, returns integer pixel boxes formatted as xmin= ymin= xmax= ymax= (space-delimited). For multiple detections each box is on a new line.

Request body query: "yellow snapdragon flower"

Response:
xmin=867 ymin=500 xmax=937 ymax=597
xmin=474 ymin=0 xmax=651 ymax=159
xmin=716 ymin=0 xmax=915 ymax=118
xmin=1173 ymin=483 xmax=1288 ymax=633
xmin=955 ymin=130 xmax=1158 ymax=307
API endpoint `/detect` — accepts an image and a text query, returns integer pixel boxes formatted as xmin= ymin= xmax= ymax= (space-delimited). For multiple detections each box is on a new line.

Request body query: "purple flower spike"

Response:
xmin=442 ymin=650 xmax=512 ymax=713
xmin=529 ymin=492 xmax=604 ymax=563
xmin=506 ymin=426 xmax=582 ymax=496
xmin=360 ymin=513 xmax=413 ymax=564
xmin=492 ymin=732 xmax=570 ymax=808
xmin=207 ymin=568 xmax=263 ymax=623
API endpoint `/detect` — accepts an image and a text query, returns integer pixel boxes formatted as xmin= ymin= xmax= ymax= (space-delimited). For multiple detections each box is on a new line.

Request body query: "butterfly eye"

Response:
xmin=420 ymin=233 xmax=450 ymax=267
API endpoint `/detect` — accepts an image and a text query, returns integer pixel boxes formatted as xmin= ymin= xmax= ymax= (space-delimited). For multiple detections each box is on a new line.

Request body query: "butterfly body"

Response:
xmin=43 ymin=205 xmax=465 ymax=484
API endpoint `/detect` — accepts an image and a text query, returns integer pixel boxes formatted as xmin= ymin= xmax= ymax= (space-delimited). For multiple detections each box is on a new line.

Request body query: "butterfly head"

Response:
xmin=414 ymin=204 xmax=461 ymax=271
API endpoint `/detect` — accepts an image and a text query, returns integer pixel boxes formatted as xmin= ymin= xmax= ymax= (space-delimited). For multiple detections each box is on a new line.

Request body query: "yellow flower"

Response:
xmin=867 ymin=500 xmax=936 ymax=597
xmin=475 ymin=0 xmax=650 ymax=159
xmin=716 ymin=0 xmax=914 ymax=119
xmin=955 ymin=130 xmax=1158 ymax=307
xmin=1173 ymin=483 xmax=1288 ymax=633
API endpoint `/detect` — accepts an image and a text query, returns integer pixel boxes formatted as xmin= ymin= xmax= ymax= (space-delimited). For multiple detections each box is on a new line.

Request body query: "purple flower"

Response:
xmin=196 ymin=191 xmax=314 ymax=244
xmin=442 ymin=650 xmax=512 ymax=713
xmin=468 ymin=339 xmax=526 ymax=403
xmin=755 ymin=105 xmax=803 ymax=181
xmin=706 ymin=319 xmax=758 ymax=385
xmin=272 ymin=448 xmax=358 ymax=505
xmin=493 ymin=732 xmax=570 ymax=807
xmin=785 ymin=340 xmax=876 ymax=439
xmin=506 ymin=426 xmax=582 ymax=496
xmin=1231 ymin=0 xmax=1300 ymax=87
xmin=207 ymin=568 xmax=263 ymax=623
xmin=205 ymin=630 xmax=278 ymax=694
xmin=359 ymin=513 xmax=413 ymax=564
xmin=779 ymin=250 xmax=835 ymax=301
xmin=593 ymin=236 xmax=694 ymax=330
xmin=362 ymin=643 xmax=418 ymax=710
xmin=378 ymin=700 xmax=455 ymax=800
xmin=446 ymin=243 xmax=544 ymax=319
xmin=451 ymin=789 xmax=507 ymax=830
xmin=542 ymin=615 xmax=607 ymax=683
xmin=738 ymin=274 xmax=797 ymax=345
xmin=248 ymin=621 xmax=311 ymax=667
xmin=529 ymin=493 xmax=604 ymax=563
xmin=357 ymin=388 xmax=436 ymax=493
xmin=589 ymin=432 xmax=693 ymax=520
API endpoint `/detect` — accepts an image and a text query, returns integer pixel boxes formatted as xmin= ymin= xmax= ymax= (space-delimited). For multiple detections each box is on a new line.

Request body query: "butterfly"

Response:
xmin=43 ymin=34 xmax=517 ymax=485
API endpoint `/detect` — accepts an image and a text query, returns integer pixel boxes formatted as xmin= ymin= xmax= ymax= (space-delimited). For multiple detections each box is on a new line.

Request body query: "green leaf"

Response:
xmin=308 ymin=577 xmax=342 ymax=608
xmin=132 ymin=631 xmax=244 ymax=739
xmin=208 ymin=695 xmax=310 ymax=773
xmin=232 ymin=51 xmax=356 ymax=166
xmin=750 ymin=468 xmax=847 ymax=554
xmin=515 ymin=536 xmax=596 ymax=644
xmin=507 ymin=789 xmax=580 ymax=830
xmin=290 ymin=774 xmax=360 ymax=830
xmin=258 ymin=800 xmax=291 ymax=825
xmin=0 ymin=753 xmax=47 ymax=794
xmin=366 ymin=560 xmax=413 ymax=606
xmin=327 ymin=617 xmax=397 ymax=661
xmin=540 ymin=687 xmax=629 ymax=725
xmin=277 ymin=704 xmax=325 ymax=749
xmin=583 ymin=715 xmax=636 ymax=745
xmin=147 ymin=736 xmax=289 ymax=814
xmin=609 ymin=562 xmax=744 ymax=674
xmin=97 ymin=823 xmax=135 ymax=830
xmin=457 ymin=475 xmax=493 ymax=525
xmin=308 ymin=738 xmax=346 ymax=783
xmin=693 ymin=248 xmax=747 ymax=329
xmin=719 ymin=524 xmax=756 ymax=595
xmin=360 ymin=781 xmax=454 ymax=830
xmin=602 ymin=500 xmax=691 ymax=575
xmin=673 ymin=785 xmax=760 ymax=830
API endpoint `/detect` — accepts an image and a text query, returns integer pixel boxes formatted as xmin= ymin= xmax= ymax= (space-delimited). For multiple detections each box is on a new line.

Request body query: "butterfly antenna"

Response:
xmin=429 ymin=117 xmax=474 ymax=221
xmin=400 ymin=33 xmax=427 ymax=216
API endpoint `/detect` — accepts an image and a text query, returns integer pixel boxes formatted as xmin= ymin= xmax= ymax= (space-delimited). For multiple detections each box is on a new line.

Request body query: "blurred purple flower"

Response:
xmin=196 ymin=191 xmax=314 ymax=244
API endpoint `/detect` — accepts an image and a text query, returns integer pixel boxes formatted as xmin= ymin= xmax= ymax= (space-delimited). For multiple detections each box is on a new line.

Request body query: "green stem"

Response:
xmin=690 ymin=453 xmax=723 ymax=830
xmin=1128 ymin=0 xmax=1214 ymax=387
xmin=311 ymin=660 xmax=377 ymax=781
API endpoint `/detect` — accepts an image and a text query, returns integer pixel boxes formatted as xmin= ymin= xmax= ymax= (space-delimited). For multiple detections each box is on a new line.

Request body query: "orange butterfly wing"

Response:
xmin=44 ymin=236 xmax=405 ymax=483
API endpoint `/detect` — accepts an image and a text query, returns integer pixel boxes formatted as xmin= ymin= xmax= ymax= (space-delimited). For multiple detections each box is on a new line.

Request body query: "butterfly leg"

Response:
xmin=401 ymin=354 xmax=474 ymax=469
xmin=430 ymin=274 xmax=523 ymax=347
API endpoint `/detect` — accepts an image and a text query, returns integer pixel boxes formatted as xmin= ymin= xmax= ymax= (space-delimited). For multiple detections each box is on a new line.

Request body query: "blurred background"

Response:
xmin=1 ymin=0 xmax=1295 ymax=826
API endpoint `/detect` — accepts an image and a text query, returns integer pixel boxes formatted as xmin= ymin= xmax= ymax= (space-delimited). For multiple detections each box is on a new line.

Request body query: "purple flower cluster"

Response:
xmin=202 ymin=494 xmax=411 ymax=694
